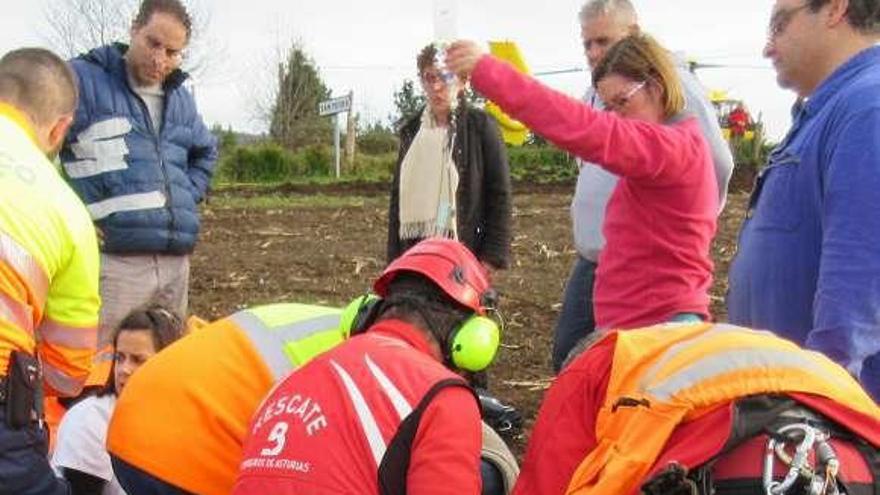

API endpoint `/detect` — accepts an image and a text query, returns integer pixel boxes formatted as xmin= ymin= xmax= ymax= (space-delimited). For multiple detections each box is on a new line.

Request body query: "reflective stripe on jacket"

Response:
xmin=234 ymin=320 xmax=483 ymax=495
xmin=107 ymin=303 xmax=343 ymax=495
xmin=61 ymin=44 xmax=218 ymax=255
xmin=0 ymin=104 xmax=100 ymax=397
xmin=564 ymin=322 xmax=880 ymax=495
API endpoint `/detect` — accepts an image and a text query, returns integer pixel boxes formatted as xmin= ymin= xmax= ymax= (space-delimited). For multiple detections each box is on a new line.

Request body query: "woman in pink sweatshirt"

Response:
xmin=447 ymin=34 xmax=718 ymax=330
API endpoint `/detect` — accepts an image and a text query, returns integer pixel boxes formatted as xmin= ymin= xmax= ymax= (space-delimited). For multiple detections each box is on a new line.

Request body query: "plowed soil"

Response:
xmin=190 ymin=184 xmax=748 ymax=455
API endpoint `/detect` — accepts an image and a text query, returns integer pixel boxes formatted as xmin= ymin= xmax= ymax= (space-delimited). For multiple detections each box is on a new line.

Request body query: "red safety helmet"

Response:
xmin=373 ymin=238 xmax=493 ymax=315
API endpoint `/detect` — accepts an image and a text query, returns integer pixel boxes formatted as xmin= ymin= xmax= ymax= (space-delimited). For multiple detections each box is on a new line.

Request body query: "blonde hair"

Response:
xmin=592 ymin=33 xmax=685 ymax=119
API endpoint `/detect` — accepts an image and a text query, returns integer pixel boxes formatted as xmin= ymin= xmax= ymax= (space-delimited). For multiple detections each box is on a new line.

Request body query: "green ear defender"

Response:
xmin=448 ymin=314 xmax=501 ymax=372
xmin=339 ymin=294 xmax=381 ymax=337
xmin=342 ymin=291 xmax=502 ymax=372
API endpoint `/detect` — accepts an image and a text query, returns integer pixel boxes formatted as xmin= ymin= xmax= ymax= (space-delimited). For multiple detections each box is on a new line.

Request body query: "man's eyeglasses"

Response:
xmin=605 ymin=81 xmax=646 ymax=113
xmin=767 ymin=2 xmax=813 ymax=40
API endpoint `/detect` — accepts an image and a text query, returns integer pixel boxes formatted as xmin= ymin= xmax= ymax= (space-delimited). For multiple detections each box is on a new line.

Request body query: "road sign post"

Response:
xmin=319 ymin=94 xmax=353 ymax=179
xmin=333 ymin=114 xmax=340 ymax=178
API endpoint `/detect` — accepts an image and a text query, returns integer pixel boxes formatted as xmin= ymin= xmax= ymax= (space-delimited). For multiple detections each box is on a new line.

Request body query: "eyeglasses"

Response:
xmin=605 ymin=81 xmax=646 ymax=113
xmin=420 ymin=71 xmax=447 ymax=89
xmin=767 ymin=2 xmax=812 ymax=40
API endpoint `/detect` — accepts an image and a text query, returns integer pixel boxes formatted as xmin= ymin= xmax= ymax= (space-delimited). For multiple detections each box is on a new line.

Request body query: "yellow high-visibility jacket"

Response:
xmin=0 ymin=103 xmax=100 ymax=396
xmin=565 ymin=323 xmax=880 ymax=495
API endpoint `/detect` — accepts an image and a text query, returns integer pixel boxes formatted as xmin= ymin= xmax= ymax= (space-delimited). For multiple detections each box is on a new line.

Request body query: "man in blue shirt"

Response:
xmin=728 ymin=0 xmax=880 ymax=400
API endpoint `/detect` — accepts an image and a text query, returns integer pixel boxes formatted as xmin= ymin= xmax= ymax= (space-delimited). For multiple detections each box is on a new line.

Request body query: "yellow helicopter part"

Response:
xmin=486 ymin=40 xmax=530 ymax=146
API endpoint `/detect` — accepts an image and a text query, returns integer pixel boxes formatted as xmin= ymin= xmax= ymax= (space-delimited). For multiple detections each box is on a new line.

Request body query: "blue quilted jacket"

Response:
xmin=61 ymin=44 xmax=217 ymax=254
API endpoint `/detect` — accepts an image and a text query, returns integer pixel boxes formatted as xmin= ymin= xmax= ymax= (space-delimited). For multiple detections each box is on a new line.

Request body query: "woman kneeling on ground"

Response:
xmin=447 ymin=34 xmax=718 ymax=331
xmin=53 ymin=306 xmax=184 ymax=494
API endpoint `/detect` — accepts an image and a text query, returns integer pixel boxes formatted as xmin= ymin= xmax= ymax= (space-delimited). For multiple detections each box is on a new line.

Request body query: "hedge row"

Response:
xmin=214 ymin=142 xmax=576 ymax=185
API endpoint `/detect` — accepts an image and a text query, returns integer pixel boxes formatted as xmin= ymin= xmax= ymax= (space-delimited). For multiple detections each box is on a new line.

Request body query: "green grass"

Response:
xmin=207 ymin=193 xmax=385 ymax=210
xmin=212 ymin=175 xmax=386 ymax=189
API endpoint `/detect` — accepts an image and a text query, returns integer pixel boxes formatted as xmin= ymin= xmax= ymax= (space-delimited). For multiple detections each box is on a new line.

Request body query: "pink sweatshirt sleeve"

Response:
xmin=471 ymin=55 xmax=704 ymax=185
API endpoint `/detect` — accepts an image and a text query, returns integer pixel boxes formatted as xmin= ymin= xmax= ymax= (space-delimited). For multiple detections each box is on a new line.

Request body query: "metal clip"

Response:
xmin=809 ymin=435 xmax=840 ymax=495
xmin=763 ymin=423 xmax=819 ymax=494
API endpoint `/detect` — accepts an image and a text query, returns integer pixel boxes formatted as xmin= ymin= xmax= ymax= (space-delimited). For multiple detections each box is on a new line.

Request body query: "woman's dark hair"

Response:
xmin=414 ymin=43 xmax=469 ymax=125
xmin=101 ymin=305 xmax=184 ymax=396
xmin=417 ymin=44 xmax=438 ymax=74
xmin=115 ymin=305 xmax=183 ymax=351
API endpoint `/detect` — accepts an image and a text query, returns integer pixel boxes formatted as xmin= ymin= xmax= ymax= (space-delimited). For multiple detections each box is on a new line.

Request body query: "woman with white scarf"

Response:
xmin=388 ymin=43 xmax=512 ymax=272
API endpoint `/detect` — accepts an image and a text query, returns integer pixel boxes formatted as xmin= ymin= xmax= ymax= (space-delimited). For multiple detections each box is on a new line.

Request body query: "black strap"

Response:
xmin=722 ymin=395 xmax=799 ymax=454
xmin=377 ymin=378 xmax=478 ymax=495
xmin=62 ymin=467 xmax=108 ymax=495
xmin=853 ymin=440 xmax=880 ymax=495
xmin=640 ymin=462 xmax=699 ymax=495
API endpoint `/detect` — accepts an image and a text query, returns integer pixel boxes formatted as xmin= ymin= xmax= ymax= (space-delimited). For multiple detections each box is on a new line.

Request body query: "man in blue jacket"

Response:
xmin=60 ymin=0 xmax=217 ymax=387
xmin=728 ymin=0 xmax=880 ymax=401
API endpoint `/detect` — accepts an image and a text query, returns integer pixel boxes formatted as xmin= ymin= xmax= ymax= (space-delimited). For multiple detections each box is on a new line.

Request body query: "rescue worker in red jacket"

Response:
xmin=513 ymin=323 xmax=880 ymax=495
xmin=234 ymin=238 xmax=503 ymax=494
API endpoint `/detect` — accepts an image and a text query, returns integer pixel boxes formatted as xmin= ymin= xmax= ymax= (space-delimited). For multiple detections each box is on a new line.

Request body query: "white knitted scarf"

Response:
xmin=398 ymin=109 xmax=459 ymax=240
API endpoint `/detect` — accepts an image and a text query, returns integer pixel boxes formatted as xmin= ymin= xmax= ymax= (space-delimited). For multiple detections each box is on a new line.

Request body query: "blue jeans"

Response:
xmin=0 ymin=409 xmax=69 ymax=495
xmin=111 ymin=456 xmax=192 ymax=495
xmin=552 ymin=257 xmax=597 ymax=373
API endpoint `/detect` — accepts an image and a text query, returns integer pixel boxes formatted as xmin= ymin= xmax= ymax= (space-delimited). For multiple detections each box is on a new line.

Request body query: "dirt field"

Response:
xmin=190 ymin=184 xmax=748 ymax=454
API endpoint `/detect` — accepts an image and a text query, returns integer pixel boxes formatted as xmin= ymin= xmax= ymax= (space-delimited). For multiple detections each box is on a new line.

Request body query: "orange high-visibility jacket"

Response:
xmin=107 ymin=303 xmax=344 ymax=495
xmin=0 ymin=103 xmax=100 ymax=397
xmin=565 ymin=323 xmax=880 ymax=495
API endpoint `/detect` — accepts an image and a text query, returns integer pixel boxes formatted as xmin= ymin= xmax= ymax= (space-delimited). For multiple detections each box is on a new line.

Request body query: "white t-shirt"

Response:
xmin=126 ymin=69 xmax=165 ymax=134
xmin=52 ymin=395 xmax=127 ymax=495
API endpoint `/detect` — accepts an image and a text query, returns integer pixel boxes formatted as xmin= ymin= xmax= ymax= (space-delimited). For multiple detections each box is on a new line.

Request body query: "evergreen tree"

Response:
xmin=391 ymin=78 xmax=425 ymax=128
xmin=270 ymin=44 xmax=332 ymax=150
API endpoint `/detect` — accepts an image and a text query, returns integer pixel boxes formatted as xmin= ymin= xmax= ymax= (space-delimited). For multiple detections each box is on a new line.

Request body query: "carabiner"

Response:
xmin=763 ymin=423 xmax=819 ymax=494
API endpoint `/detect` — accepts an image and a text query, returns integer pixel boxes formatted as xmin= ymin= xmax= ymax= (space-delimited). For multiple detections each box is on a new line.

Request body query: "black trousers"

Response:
xmin=111 ymin=456 xmax=193 ymax=495
xmin=0 ymin=409 xmax=69 ymax=495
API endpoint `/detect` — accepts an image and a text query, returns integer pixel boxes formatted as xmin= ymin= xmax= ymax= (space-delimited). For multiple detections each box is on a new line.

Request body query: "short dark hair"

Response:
xmin=133 ymin=0 xmax=193 ymax=39
xmin=379 ymin=273 xmax=472 ymax=340
xmin=417 ymin=44 xmax=438 ymax=75
xmin=809 ymin=0 xmax=880 ymax=34
xmin=0 ymin=48 xmax=78 ymax=126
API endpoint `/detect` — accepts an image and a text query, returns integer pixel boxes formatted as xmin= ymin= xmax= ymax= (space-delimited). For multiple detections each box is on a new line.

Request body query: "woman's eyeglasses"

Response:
xmin=605 ymin=81 xmax=646 ymax=113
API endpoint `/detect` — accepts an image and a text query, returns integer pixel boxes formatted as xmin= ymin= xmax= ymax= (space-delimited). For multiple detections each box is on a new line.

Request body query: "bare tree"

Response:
xmin=41 ymin=0 xmax=223 ymax=81
xmin=43 ymin=0 xmax=131 ymax=58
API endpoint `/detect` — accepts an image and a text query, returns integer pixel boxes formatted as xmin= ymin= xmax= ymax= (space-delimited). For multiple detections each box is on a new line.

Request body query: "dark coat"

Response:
xmin=388 ymin=106 xmax=512 ymax=268
xmin=61 ymin=44 xmax=218 ymax=255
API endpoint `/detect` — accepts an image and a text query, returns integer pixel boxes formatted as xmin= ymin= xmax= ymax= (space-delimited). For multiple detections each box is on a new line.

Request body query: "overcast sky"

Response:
xmin=1 ymin=1 xmax=796 ymax=140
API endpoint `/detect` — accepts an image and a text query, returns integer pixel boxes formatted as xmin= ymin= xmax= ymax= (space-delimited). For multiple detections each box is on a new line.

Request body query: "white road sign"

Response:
xmin=318 ymin=95 xmax=352 ymax=116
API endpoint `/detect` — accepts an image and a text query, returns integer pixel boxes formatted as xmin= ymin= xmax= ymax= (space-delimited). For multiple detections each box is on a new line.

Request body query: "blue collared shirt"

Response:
xmin=728 ymin=46 xmax=880 ymax=401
